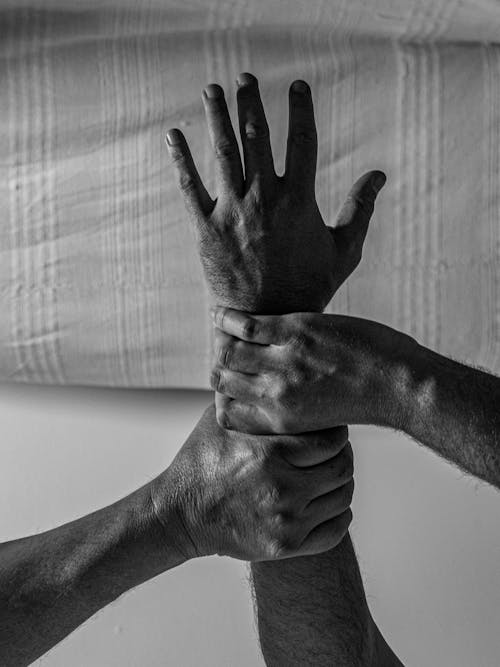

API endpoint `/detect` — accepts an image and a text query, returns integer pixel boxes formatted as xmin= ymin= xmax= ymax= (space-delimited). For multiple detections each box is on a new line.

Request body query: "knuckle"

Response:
xmin=291 ymin=126 xmax=316 ymax=146
xmin=274 ymin=509 xmax=294 ymax=529
xmin=244 ymin=121 xmax=270 ymax=141
xmin=285 ymin=311 xmax=304 ymax=330
xmin=268 ymin=528 xmax=297 ymax=559
xmin=178 ymin=171 xmax=197 ymax=194
xmin=274 ymin=414 xmax=293 ymax=434
xmin=287 ymin=313 xmax=313 ymax=348
xmin=218 ymin=341 xmax=233 ymax=368
xmin=254 ymin=379 xmax=268 ymax=401
xmin=214 ymin=140 xmax=238 ymax=160
xmin=271 ymin=373 xmax=296 ymax=409
xmin=267 ymin=481 xmax=287 ymax=507
xmin=242 ymin=318 xmax=258 ymax=339
xmin=288 ymin=330 xmax=307 ymax=350
xmin=169 ymin=147 xmax=185 ymax=165
xmin=269 ymin=375 xmax=287 ymax=402
xmin=273 ymin=411 xmax=294 ymax=433
xmin=345 ymin=192 xmax=374 ymax=218
xmin=290 ymin=362 xmax=306 ymax=388
xmin=210 ymin=368 xmax=224 ymax=393
xmin=266 ymin=535 xmax=288 ymax=560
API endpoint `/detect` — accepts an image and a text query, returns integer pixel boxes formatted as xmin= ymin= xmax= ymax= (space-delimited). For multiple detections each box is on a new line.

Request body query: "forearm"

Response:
xmin=0 ymin=479 xmax=187 ymax=666
xmin=237 ymin=296 xmax=383 ymax=664
xmin=251 ymin=535 xmax=377 ymax=665
xmin=395 ymin=343 xmax=500 ymax=490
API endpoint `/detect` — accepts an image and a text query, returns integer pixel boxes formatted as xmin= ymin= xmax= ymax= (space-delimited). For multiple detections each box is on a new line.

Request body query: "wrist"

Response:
xmin=368 ymin=329 xmax=423 ymax=431
xmin=88 ymin=482 xmax=189 ymax=589
xmin=386 ymin=336 xmax=436 ymax=434
xmin=34 ymin=483 xmax=189 ymax=611
xmin=148 ymin=468 xmax=200 ymax=563
xmin=216 ymin=284 xmax=329 ymax=316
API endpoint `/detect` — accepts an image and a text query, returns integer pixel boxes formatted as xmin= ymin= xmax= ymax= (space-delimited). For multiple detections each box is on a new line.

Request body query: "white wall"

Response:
xmin=1 ymin=383 xmax=499 ymax=667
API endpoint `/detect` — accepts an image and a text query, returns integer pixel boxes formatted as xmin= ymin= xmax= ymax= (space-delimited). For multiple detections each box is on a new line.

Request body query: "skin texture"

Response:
xmin=0 ymin=70 xmax=380 ymax=667
xmin=0 ymin=482 xmax=186 ymax=667
xmin=166 ymin=75 xmax=386 ymax=316
xmin=165 ymin=70 xmax=386 ymax=442
xmin=151 ymin=404 xmax=355 ymax=562
xmin=210 ymin=307 xmax=500 ymax=492
xmin=400 ymin=344 xmax=500 ymax=491
xmin=209 ymin=310 xmax=417 ymax=434
xmin=0 ymin=404 xmax=354 ymax=666
xmin=166 ymin=71 xmax=402 ymax=666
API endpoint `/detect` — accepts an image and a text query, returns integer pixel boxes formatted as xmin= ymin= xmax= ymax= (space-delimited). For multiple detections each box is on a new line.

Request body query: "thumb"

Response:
xmin=330 ymin=170 xmax=386 ymax=259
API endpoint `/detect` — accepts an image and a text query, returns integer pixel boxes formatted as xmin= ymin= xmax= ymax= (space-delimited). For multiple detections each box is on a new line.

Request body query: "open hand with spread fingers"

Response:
xmin=165 ymin=72 xmax=387 ymax=315
xmin=209 ymin=307 xmax=419 ymax=435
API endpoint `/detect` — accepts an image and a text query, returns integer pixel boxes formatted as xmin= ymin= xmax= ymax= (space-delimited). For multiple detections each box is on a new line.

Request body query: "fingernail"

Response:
xmin=236 ymin=72 xmax=256 ymax=88
xmin=166 ymin=129 xmax=181 ymax=146
xmin=210 ymin=307 xmax=217 ymax=321
xmin=292 ymin=80 xmax=309 ymax=94
xmin=372 ymin=172 xmax=386 ymax=192
xmin=203 ymin=84 xmax=223 ymax=99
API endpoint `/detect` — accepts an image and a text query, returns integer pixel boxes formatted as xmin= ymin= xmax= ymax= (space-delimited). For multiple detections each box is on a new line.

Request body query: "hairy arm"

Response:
xmin=1 ymin=398 xmax=359 ymax=666
xmin=210 ymin=307 xmax=500 ymax=492
xmin=0 ymin=481 xmax=186 ymax=666
xmin=165 ymin=71 xmax=401 ymax=666
xmin=251 ymin=543 xmax=401 ymax=667
xmin=396 ymin=343 xmax=500 ymax=490
xmin=247 ymin=324 xmax=403 ymax=666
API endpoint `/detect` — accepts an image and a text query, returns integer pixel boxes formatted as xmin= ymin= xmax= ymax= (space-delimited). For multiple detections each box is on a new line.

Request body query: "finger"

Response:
xmin=214 ymin=328 xmax=277 ymax=374
xmin=331 ymin=170 xmax=387 ymax=258
xmin=214 ymin=390 xmax=233 ymax=429
xmin=236 ymin=72 xmax=276 ymax=187
xmin=165 ymin=128 xmax=214 ymax=218
xmin=296 ymin=508 xmax=352 ymax=557
xmin=222 ymin=400 xmax=270 ymax=435
xmin=210 ymin=365 xmax=266 ymax=403
xmin=275 ymin=427 xmax=350 ymax=467
xmin=202 ymin=83 xmax=244 ymax=196
xmin=290 ymin=444 xmax=353 ymax=502
xmin=284 ymin=79 xmax=317 ymax=198
xmin=303 ymin=478 xmax=355 ymax=526
xmin=212 ymin=307 xmax=289 ymax=345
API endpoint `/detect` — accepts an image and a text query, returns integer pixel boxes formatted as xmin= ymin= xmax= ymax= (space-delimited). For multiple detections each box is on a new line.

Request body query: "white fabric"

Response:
xmin=0 ymin=0 xmax=499 ymax=388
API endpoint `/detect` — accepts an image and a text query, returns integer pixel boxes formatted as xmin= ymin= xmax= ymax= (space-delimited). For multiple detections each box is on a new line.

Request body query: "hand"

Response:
xmin=209 ymin=307 xmax=418 ymax=434
xmin=165 ymin=71 xmax=387 ymax=314
xmin=150 ymin=404 xmax=354 ymax=562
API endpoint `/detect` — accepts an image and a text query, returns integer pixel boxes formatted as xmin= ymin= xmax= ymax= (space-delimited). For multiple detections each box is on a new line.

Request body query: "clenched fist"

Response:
xmin=150 ymin=404 xmax=354 ymax=562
